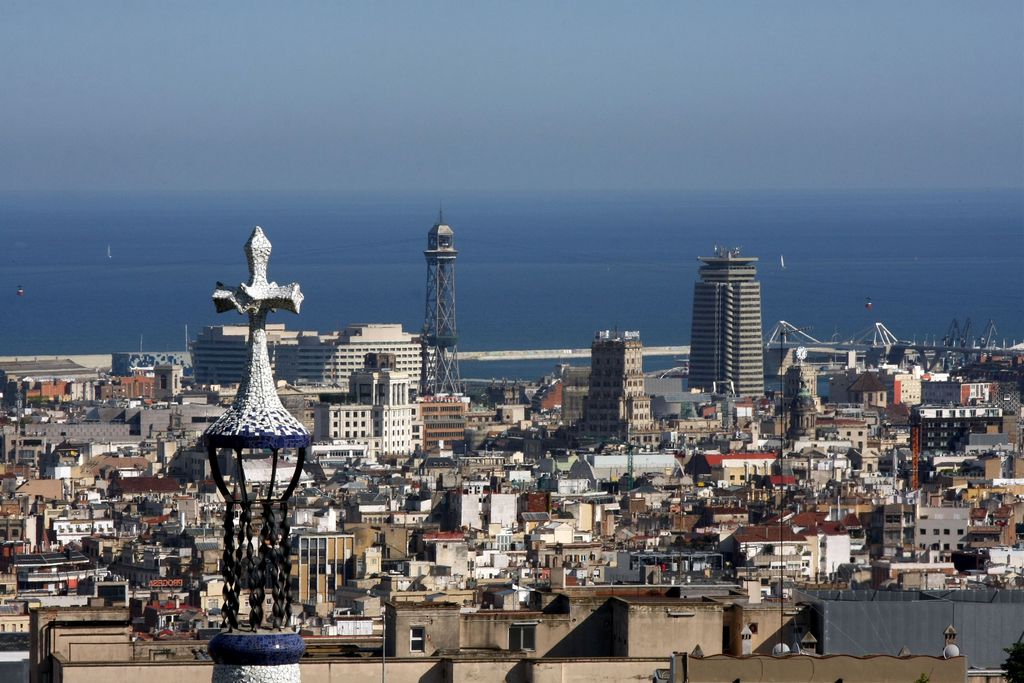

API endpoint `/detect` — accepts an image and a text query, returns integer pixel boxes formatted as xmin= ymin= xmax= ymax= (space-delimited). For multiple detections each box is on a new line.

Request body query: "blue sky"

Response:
xmin=1 ymin=2 xmax=1021 ymax=192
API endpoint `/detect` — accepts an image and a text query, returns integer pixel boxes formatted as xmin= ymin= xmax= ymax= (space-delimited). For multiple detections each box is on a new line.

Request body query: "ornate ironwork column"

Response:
xmin=204 ymin=227 xmax=310 ymax=683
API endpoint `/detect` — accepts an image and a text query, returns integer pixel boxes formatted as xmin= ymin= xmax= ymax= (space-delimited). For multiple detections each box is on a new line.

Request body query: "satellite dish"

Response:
xmin=943 ymin=644 xmax=960 ymax=659
xmin=772 ymin=643 xmax=791 ymax=656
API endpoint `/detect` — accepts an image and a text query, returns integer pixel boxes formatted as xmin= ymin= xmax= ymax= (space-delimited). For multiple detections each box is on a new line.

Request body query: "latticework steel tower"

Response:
xmin=422 ymin=214 xmax=462 ymax=395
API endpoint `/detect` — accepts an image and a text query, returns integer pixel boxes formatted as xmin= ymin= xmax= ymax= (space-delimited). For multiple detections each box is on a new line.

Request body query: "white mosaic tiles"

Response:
xmin=205 ymin=227 xmax=310 ymax=448
xmin=212 ymin=663 xmax=301 ymax=683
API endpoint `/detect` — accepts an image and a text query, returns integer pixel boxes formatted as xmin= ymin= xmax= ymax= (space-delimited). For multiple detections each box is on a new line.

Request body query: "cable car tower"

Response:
xmin=421 ymin=212 xmax=462 ymax=395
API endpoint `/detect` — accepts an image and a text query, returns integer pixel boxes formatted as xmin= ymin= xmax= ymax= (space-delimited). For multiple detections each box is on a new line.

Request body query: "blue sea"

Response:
xmin=0 ymin=189 xmax=1020 ymax=379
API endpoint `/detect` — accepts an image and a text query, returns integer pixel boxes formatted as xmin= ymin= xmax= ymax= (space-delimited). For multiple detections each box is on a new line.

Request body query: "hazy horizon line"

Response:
xmin=1 ymin=185 xmax=1021 ymax=197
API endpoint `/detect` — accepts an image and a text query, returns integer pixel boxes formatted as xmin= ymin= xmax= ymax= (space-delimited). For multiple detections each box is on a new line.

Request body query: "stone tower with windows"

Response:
xmin=581 ymin=330 xmax=653 ymax=443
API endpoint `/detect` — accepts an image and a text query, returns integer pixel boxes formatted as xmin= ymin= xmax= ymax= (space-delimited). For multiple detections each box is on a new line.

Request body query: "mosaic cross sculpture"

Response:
xmin=209 ymin=226 xmax=307 ymax=446
xmin=205 ymin=226 xmax=311 ymax=641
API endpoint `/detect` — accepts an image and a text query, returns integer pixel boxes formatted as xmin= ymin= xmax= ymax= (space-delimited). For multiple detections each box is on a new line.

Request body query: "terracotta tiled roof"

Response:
xmin=841 ymin=513 xmax=863 ymax=528
xmin=142 ymin=514 xmax=172 ymax=526
xmin=708 ymin=506 xmax=748 ymax=516
xmin=733 ymin=524 xmax=806 ymax=544
xmin=814 ymin=521 xmax=848 ymax=536
xmin=849 ymin=373 xmax=885 ymax=393
xmin=702 ymin=453 xmax=776 ymax=466
xmin=791 ymin=511 xmax=827 ymax=527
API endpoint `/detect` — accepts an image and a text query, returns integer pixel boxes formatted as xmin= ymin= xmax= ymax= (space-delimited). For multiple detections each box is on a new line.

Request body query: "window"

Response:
xmin=409 ymin=626 xmax=426 ymax=653
xmin=509 ymin=624 xmax=536 ymax=651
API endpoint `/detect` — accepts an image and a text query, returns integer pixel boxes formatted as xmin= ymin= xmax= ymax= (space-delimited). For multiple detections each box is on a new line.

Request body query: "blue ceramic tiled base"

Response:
xmin=209 ymin=630 xmax=306 ymax=666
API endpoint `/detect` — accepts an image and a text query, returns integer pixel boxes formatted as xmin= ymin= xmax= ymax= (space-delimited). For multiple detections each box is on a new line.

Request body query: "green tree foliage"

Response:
xmin=1004 ymin=642 xmax=1024 ymax=683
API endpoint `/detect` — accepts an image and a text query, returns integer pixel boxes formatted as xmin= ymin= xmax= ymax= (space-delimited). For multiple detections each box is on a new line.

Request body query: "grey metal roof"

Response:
xmin=520 ymin=512 xmax=550 ymax=522
xmin=797 ymin=589 xmax=1024 ymax=668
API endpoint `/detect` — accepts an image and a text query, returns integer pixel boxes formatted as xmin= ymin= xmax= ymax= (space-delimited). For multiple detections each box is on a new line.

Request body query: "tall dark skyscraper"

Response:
xmin=581 ymin=330 xmax=653 ymax=442
xmin=688 ymin=247 xmax=764 ymax=396
xmin=421 ymin=215 xmax=462 ymax=395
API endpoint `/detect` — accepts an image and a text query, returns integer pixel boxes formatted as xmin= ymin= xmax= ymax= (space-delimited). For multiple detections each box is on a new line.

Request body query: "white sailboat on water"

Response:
xmin=780 ymin=254 xmax=786 ymax=269
xmin=107 ymin=245 xmax=112 ymax=259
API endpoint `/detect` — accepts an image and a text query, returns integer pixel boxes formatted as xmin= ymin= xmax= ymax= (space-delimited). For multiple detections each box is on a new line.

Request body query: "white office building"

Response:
xmin=193 ymin=323 xmax=422 ymax=390
xmin=276 ymin=324 xmax=421 ymax=389
xmin=192 ymin=323 xmax=304 ymax=384
xmin=313 ymin=353 xmax=416 ymax=459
